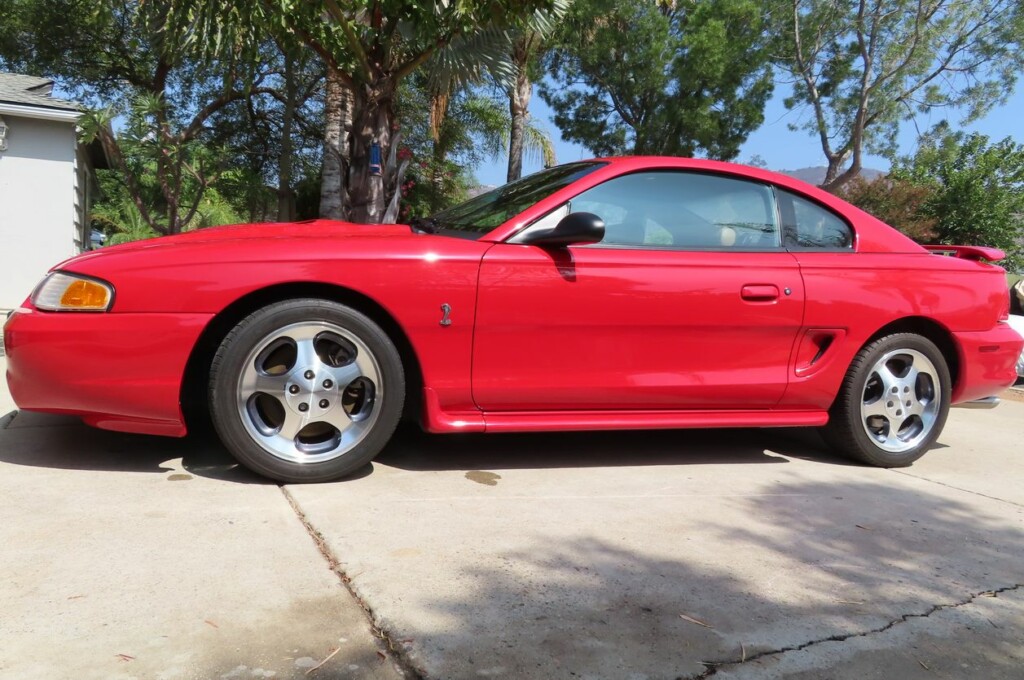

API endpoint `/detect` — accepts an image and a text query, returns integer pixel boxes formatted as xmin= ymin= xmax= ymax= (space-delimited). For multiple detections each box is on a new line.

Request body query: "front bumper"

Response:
xmin=3 ymin=307 xmax=212 ymax=436
xmin=951 ymin=322 xmax=1024 ymax=404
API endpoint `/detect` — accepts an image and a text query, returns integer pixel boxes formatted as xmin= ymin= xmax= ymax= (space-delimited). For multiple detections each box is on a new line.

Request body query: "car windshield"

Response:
xmin=421 ymin=162 xmax=606 ymax=236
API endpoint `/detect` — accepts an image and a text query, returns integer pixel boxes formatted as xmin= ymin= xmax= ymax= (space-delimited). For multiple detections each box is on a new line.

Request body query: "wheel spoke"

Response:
xmin=240 ymin=370 xmax=288 ymax=398
xmin=875 ymin=364 xmax=900 ymax=394
xmin=863 ymin=398 xmax=888 ymax=418
xmin=354 ymin=352 xmax=380 ymax=385
xmin=905 ymin=399 xmax=924 ymax=417
xmin=903 ymin=365 xmax=920 ymax=390
xmin=277 ymin=409 xmax=307 ymax=441
xmin=328 ymin=361 xmax=364 ymax=389
xmin=882 ymin=423 xmax=905 ymax=448
xmin=321 ymin=405 xmax=355 ymax=433
xmin=919 ymin=408 xmax=937 ymax=429
xmin=293 ymin=337 xmax=322 ymax=374
xmin=339 ymin=418 xmax=371 ymax=448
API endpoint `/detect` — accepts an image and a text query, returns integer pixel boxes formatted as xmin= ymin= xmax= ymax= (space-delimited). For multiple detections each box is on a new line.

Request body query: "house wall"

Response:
xmin=0 ymin=115 xmax=79 ymax=309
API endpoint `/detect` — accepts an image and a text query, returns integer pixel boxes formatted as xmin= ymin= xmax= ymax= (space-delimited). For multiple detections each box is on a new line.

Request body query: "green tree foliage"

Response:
xmin=203 ymin=43 xmax=327 ymax=223
xmin=771 ymin=0 xmax=1024 ymax=190
xmin=1 ymin=0 xmax=332 ymax=238
xmin=891 ymin=124 xmax=1024 ymax=272
xmin=173 ymin=0 xmax=557 ymax=223
xmin=540 ymin=0 xmax=773 ymax=159
xmin=398 ymin=79 xmax=556 ymax=217
xmin=0 ymin=0 xmax=289 ymax=235
xmin=835 ymin=176 xmax=938 ymax=243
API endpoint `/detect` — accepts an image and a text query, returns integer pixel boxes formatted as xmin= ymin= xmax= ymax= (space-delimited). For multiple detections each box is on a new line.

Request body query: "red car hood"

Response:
xmin=56 ymin=219 xmax=415 ymax=270
xmin=104 ymin=219 xmax=412 ymax=252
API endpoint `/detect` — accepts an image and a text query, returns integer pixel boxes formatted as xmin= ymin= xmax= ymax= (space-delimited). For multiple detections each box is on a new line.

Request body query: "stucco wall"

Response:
xmin=0 ymin=115 xmax=78 ymax=309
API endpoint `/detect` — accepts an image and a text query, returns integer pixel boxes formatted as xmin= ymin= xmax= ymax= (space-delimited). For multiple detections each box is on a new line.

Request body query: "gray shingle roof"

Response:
xmin=0 ymin=72 xmax=81 ymax=112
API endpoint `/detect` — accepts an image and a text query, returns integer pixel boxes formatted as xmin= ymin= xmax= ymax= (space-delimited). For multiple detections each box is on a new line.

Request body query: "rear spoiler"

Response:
xmin=922 ymin=245 xmax=1006 ymax=262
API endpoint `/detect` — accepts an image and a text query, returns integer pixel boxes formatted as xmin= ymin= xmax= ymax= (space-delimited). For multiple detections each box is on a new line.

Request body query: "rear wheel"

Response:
xmin=823 ymin=333 xmax=950 ymax=467
xmin=209 ymin=299 xmax=404 ymax=483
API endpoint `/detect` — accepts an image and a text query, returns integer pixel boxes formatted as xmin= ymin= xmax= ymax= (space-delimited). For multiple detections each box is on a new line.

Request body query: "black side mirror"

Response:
xmin=520 ymin=212 xmax=605 ymax=247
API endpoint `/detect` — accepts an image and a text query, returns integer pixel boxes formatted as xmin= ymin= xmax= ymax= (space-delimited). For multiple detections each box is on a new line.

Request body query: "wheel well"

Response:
xmin=179 ymin=283 xmax=425 ymax=434
xmin=864 ymin=317 xmax=960 ymax=389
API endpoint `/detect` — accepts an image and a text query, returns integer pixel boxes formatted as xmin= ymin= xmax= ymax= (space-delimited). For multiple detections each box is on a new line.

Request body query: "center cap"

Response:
xmin=284 ymin=367 xmax=337 ymax=417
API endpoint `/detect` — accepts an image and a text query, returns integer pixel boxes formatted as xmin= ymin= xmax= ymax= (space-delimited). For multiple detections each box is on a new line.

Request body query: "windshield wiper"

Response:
xmin=408 ymin=216 xmax=439 ymax=234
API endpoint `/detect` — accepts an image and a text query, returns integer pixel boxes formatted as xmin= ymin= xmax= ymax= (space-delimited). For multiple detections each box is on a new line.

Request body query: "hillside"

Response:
xmin=778 ymin=166 xmax=885 ymax=186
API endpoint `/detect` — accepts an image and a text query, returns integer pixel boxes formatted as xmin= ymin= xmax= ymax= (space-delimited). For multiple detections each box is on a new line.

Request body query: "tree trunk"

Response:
xmin=277 ymin=51 xmax=297 ymax=222
xmin=819 ymin=149 xmax=851 ymax=188
xmin=429 ymin=93 xmax=450 ymax=214
xmin=430 ymin=140 xmax=446 ymax=214
xmin=320 ymin=67 xmax=351 ymax=219
xmin=507 ymin=40 xmax=532 ymax=183
xmin=347 ymin=80 xmax=396 ymax=224
xmin=823 ymin=159 xmax=862 ymax=193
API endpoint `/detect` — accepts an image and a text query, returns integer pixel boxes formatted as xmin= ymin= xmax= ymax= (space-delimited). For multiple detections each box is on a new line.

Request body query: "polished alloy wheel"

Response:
xmin=859 ymin=348 xmax=940 ymax=453
xmin=235 ymin=321 xmax=382 ymax=464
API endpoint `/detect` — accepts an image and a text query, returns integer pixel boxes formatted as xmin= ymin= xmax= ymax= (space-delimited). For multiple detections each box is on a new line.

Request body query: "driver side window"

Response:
xmin=556 ymin=171 xmax=781 ymax=250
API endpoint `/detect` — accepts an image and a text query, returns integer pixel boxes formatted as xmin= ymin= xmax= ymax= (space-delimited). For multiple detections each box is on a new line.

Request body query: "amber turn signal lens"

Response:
xmin=59 ymin=280 xmax=110 ymax=309
xmin=32 ymin=272 xmax=114 ymax=311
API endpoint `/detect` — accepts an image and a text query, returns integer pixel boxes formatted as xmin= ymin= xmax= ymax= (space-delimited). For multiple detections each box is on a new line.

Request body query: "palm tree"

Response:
xmin=506 ymin=4 xmax=568 ymax=181
xmin=464 ymin=95 xmax=558 ymax=173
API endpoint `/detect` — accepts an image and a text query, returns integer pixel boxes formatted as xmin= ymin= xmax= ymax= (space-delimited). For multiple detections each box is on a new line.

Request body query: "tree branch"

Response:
xmin=322 ymin=0 xmax=374 ymax=82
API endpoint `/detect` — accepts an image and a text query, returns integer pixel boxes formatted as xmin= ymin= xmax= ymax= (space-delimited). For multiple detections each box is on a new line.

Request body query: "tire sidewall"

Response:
xmin=210 ymin=299 xmax=405 ymax=483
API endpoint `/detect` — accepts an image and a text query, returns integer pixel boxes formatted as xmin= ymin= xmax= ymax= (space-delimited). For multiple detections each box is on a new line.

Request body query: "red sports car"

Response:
xmin=5 ymin=157 xmax=1022 ymax=482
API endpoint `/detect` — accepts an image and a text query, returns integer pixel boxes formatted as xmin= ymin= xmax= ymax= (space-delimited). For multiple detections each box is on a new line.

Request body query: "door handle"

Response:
xmin=741 ymin=284 xmax=780 ymax=301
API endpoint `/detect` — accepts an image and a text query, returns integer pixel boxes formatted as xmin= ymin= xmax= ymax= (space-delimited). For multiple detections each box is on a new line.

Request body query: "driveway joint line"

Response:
xmin=889 ymin=469 xmax=1024 ymax=509
xmin=279 ymin=485 xmax=425 ymax=680
xmin=691 ymin=583 xmax=1023 ymax=679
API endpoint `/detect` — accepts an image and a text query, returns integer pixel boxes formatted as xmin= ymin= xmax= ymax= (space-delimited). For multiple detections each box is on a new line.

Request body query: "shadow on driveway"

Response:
xmin=0 ymin=409 xmax=872 ymax=484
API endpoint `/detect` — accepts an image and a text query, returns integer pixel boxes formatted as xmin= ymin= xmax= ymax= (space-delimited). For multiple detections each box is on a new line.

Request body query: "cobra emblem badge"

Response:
xmin=439 ymin=303 xmax=452 ymax=327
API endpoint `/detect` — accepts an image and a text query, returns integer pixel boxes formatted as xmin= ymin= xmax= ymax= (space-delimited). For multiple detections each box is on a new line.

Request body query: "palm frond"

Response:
xmin=523 ymin=0 xmax=572 ymax=36
xmin=93 ymin=197 xmax=160 ymax=244
xmin=425 ymin=26 xmax=515 ymax=94
xmin=460 ymin=95 xmax=557 ymax=167
xmin=524 ymin=124 xmax=557 ymax=167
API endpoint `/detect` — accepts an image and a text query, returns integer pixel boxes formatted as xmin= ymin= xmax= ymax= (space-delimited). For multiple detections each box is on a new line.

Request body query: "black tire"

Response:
xmin=823 ymin=333 xmax=950 ymax=467
xmin=209 ymin=299 xmax=405 ymax=483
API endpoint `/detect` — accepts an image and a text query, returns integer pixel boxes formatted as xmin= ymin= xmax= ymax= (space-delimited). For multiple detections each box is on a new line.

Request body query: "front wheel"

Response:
xmin=209 ymin=299 xmax=405 ymax=483
xmin=823 ymin=333 xmax=950 ymax=467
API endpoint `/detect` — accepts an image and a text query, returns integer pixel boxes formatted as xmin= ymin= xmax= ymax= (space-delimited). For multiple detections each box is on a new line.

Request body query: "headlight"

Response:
xmin=31 ymin=272 xmax=114 ymax=312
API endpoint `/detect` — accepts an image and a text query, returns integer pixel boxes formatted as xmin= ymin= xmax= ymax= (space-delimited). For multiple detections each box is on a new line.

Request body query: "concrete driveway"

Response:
xmin=2 ymin=355 xmax=1022 ymax=679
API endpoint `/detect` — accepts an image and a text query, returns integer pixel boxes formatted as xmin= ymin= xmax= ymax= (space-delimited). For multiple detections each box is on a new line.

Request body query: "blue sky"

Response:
xmin=473 ymin=80 xmax=1024 ymax=186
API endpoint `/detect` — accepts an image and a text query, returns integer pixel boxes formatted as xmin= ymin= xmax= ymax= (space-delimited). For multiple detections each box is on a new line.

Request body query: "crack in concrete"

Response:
xmin=889 ymin=469 xmax=1024 ymax=509
xmin=690 ymin=584 xmax=1023 ymax=679
xmin=280 ymin=486 xmax=426 ymax=680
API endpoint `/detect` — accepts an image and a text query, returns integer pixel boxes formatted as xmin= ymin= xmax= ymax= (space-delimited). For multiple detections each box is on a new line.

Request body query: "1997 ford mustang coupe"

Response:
xmin=5 ymin=157 xmax=1022 ymax=482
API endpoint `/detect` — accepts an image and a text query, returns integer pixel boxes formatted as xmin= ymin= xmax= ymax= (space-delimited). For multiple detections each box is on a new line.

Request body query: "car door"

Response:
xmin=472 ymin=170 xmax=806 ymax=411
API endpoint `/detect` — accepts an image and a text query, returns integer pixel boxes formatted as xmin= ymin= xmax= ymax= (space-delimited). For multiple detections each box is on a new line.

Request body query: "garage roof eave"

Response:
xmin=0 ymin=101 xmax=82 ymax=123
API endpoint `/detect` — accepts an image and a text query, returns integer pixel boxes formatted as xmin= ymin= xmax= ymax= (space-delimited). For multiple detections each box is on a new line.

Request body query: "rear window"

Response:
xmin=777 ymin=190 xmax=853 ymax=250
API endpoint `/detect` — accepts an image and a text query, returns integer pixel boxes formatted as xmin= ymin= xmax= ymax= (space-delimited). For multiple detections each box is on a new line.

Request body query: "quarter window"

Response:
xmin=777 ymin=190 xmax=854 ymax=250
xmin=546 ymin=171 xmax=781 ymax=250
